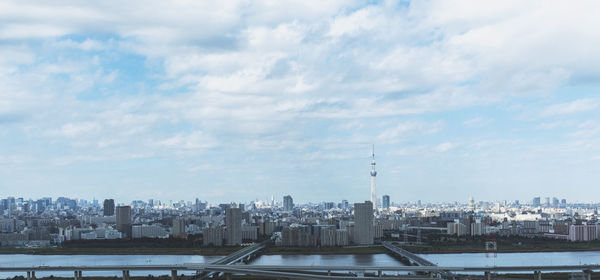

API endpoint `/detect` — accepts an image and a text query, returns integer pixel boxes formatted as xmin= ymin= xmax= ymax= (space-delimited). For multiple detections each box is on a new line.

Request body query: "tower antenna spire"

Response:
xmin=372 ymin=144 xmax=375 ymax=157
xmin=370 ymin=144 xmax=377 ymax=210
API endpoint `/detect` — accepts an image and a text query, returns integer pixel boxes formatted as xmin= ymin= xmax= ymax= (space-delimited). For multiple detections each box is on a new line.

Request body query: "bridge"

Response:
xmin=382 ymin=241 xmax=456 ymax=279
xmin=194 ymin=240 xmax=268 ymax=279
xmin=1 ymin=263 xmax=598 ymax=279
xmin=1 ymin=241 xmax=598 ymax=280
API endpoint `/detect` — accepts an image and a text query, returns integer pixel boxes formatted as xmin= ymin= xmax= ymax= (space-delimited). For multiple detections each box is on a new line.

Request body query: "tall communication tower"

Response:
xmin=370 ymin=145 xmax=377 ymax=209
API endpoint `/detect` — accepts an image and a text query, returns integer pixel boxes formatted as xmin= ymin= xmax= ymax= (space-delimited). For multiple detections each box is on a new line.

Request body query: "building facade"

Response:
xmin=115 ymin=206 xmax=132 ymax=238
xmin=103 ymin=199 xmax=115 ymax=216
xmin=353 ymin=201 xmax=374 ymax=245
xmin=283 ymin=195 xmax=294 ymax=211
xmin=226 ymin=208 xmax=242 ymax=246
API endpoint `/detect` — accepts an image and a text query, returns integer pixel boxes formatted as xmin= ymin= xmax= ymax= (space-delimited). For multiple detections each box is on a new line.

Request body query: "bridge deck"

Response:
xmin=382 ymin=241 xmax=435 ymax=266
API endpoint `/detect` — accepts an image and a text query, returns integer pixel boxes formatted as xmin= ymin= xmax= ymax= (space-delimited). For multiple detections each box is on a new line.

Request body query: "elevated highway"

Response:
xmin=2 ymin=264 xmax=598 ymax=279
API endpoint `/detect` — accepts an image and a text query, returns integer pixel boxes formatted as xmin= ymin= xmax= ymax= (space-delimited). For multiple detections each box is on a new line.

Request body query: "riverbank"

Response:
xmin=0 ymin=246 xmax=388 ymax=256
xmin=409 ymin=243 xmax=600 ymax=254
xmin=3 ymin=242 xmax=600 ymax=255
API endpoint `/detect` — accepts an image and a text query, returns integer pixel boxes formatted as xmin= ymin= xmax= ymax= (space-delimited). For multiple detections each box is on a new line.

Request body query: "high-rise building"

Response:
xmin=353 ymin=201 xmax=374 ymax=245
xmin=283 ymin=195 xmax=294 ymax=211
xmin=203 ymin=227 xmax=224 ymax=246
xmin=226 ymin=208 xmax=242 ymax=246
xmin=103 ymin=199 xmax=115 ymax=216
xmin=116 ymin=206 xmax=132 ymax=238
xmin=382 ymin=195 xmax=390 ymax=209
xmin=544 ymin=197 xmax=550 ymax=207
xmin=552 ymin=197 xmax=559 ymax=208
xmin=341 ymin=200 xmax=349 ymax=209
xmin=173 ymin=218 xmax=186 ymax=238
xmin=533 ymin=197 xmax=541 ymax=207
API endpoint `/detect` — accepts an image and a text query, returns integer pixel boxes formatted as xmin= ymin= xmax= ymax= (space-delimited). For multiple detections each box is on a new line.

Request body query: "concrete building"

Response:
xmin=283 ymin=195 xmax=294 ymax=211
xmin=471 ymin=219 xmax=486 ymax=236
xmin=203 ymin=227 xmax=224 ymax=246
xmin=226 ymin=208 xmax=242 ymax=246
xmin=569 ymin=224 xmax=598 ymax=242
xmin=382 ymin=195 xmax=390 ymax=210
xmin=335 ymin=229 xmax=349 ymax=246
xmin=320 ymin=227 xmax=336 ymax=246
xmin=103 ymin=199 xmax=114 ymax=216
xmin=242 ymin=225 xmax=258 ymax=241
xmin=132 ymin=225 xmax=168 ymax=238
xmin=353 ymin=201 xmax=374 ymax=245
xmin=447 ymin=221 xmax=468 ymax=236
xmin=172 ymin=218 xmax=186 ymax=238
xmin=115 ymin=206 xmax=132 ymax=238
xmin=532 ymin=197 xmax=541 ymax=207
xmin=281 ymin=225 xmax=315 ymax=247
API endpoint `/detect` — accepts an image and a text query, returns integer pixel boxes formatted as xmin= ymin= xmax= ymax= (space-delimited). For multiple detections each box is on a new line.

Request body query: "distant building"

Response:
xmin=172 ymin=218 xmax=186 ymax=238
xmin=447 ymin=221 xmax=468 ymax=236
xmin=382 ymin=195 xmax=390 ymax=209
xmin=132 ymin=225 xmax=168 ymax=239
xmin=281 ymin=225 xmax=315 ymax=247
xmin=241 ymin=225 xmax=258 ymax=241
xmin=283 ymin=195 xmax=294 ymax=211
xmin=320 ymin=227 xmax=336 ymax=246
xmin=353 ymin=201 xmax=374 ymax=245
xmin=569 ymin=224 xmax=598 ymax=242
xmin=203 ymin=227 xmax=224 ymax=246
xmin=103 ymin=199 xmax=115 ymax=216
xmin=226 ymin=208 xmax=242 ymax=246
xmin=341 ymin=200 xmax=349 ymax=209
xmin=115 ymin=206 xmax=132 ymax=238
xmin=470 ymin=218 xmax=485 ymax=236
xmin=552 ymin=197 xmax=559 ymax=208
xmin=336 ymin=229 xmax=349 ymax=246
xmin=532 ymin=197 xmax=541 ymax=207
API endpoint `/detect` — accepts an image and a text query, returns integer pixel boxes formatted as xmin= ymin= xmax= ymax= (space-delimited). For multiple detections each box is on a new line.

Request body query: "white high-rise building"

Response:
xmin=370 ymin=145 xmax=377 ymax=209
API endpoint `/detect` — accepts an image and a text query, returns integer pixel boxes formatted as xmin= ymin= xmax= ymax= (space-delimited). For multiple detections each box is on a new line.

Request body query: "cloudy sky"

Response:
xmin=1 ymin=1 xmax=600 ymax=204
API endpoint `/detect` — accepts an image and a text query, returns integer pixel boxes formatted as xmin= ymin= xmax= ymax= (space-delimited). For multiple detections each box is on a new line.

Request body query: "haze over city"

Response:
xmin=2 ymin=1 xmax=600 ymax=203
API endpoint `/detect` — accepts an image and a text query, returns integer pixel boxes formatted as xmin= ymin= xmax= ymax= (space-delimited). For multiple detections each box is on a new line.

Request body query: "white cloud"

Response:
xmin=434 ymin=142 xmax=457 ymax=153
xmin=377 ymin=121 xmax=443 ymax=143
xmin=540 ymin=98 xmax=599 ymax=117
xmin=156 ymin=131 xmax=218 ymax=150
xmin=3 ymin=1 xmax=600 ymax=201
xmin=59 ymin=122 xmax=101 ymax=137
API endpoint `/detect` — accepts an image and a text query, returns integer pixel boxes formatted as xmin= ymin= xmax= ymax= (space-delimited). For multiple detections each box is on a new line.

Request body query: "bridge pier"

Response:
xmin=534 ymin=270 xmax=542 ymax=280
xmin=73 ymin=270 xmax=82 ymax=280
xmin=378 ymin=269 xmax=382 ymax=277
xmin=171 ymin=269 xmax=177 ymax=280
xmin=225 ymin=273 xmax=232 ymax=280
xmin=122 ymin=270 xmax=130 ymax=280
xmin=583 ymin=270 xmax=592 ymax=280
xmin=484 ymin=271 xmax=491 ymax=280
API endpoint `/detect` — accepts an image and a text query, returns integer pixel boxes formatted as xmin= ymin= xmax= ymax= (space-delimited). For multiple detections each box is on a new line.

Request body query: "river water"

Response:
xmin=1 ymin=251 xmax=599 ymax=278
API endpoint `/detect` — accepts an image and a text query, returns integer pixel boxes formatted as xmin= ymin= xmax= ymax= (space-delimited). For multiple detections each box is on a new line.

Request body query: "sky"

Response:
xmin=1 ymin=1 xmax=600 ymax=204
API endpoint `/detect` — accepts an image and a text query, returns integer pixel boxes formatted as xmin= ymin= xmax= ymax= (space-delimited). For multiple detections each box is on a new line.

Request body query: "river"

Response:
xmin=1 ymin=251 xmax=600 ymax=278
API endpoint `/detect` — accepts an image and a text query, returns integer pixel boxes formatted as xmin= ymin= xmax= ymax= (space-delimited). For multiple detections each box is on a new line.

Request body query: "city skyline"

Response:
xmin=2 ymin=1 xmax=600 ymax=202
xmin=0 ymin=194 xmax=582 ymax=207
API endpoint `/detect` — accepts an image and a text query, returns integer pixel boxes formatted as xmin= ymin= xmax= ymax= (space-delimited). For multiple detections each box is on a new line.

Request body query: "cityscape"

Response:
xmin=3 ymin=0 xmax=600 ymax=279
